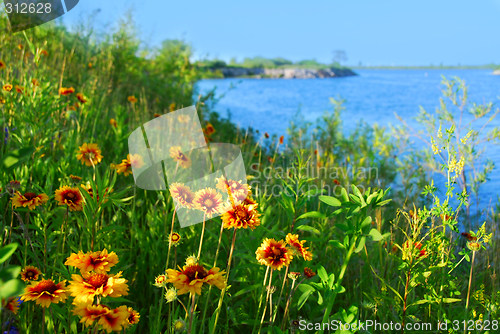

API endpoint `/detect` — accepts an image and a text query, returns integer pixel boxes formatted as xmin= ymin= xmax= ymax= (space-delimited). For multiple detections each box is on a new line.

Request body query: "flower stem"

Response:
xmin=257 ymin=269 xmax=273 ymax=334
xmin=197 ymin=213 xmax=206 ymax=260
xmin=165 ymin=208 xmax=177 ymax=271
xmin=188 ymin=294 xmax=196 ymax=334
xmin=464 ymin=250 xmax=476 ymax=333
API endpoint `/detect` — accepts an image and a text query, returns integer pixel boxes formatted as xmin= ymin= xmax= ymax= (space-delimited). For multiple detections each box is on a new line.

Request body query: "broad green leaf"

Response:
xmin=0 ymin=279 xmax=25 ymax=299
xmin=368 ymin=229 xmax=383 ymax=241
xmin=297 ymin=284 xmax=315 ymax=292
xmin=318 ymin=195 xmax=341 ymax=207
xmin=0 ymin=243 xmax=18 ymax=264
xmin=297 ymin=290 xmax=312 ymax=309
xmin=317 ymin=291 xmax=324 ymax=305
xmin=354 ymin=236 xmax=366 ymax=253
xmin=442 ymin=298 xmax=461 ymax=303
xmin=297 ymin=211 xmax=326 ymax=220
xmin=329 ymin=240 xmax=346 ymax=250
xmin=361 ymin=216 xmax=372 ymax=229
xmin=296 ymin=225 xmax=320 ymax=235
xmin=2 ymin=147 xmax=35 ymax=171
xmin=317 ymin=266 xmax=328 ymax=283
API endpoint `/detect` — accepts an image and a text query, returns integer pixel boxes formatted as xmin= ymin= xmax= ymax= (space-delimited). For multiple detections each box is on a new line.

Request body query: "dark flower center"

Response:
xmin=236 ymin=207 xmax=248 ymax=220
xmin=66 ymin=192 xmax=76 ymax=200
xmin=87 ymin=274 xmax=108 ymax=288
xmin=183 ymin=265 xmax=208 ymax=281
xmin=35 ymin=280 xmax=57 ymax=294
xmin=26 ymin=271 xmax=35 ymax=278
xmin=204 ymin=199 xmax=214 ymax=208
xmin=24 ymin=192 xmax=37 ymax=200
xmin=270 ymin=246 xmax=284 ymax=262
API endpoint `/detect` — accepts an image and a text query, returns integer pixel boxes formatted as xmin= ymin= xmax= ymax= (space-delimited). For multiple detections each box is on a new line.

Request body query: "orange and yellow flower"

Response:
xmin=76 ymin=93 xmax=87 ymax=104
xmin=169 ymin=146 xmax=191 ymax=169
xmin=2 ymin=84 xmax=12 ymax=92
xmin=55 ymin=186 xmax=84 ymax=211
xmin=3 ymin=297 xmax=20 ymax=314
xmin=40 ymin=50 xmax=48 ymax=56
xmin=286 ymin=233 xmax=313 ymax=261
xmin=77 ymin=143 xmax=103 ymax=166
xmin=59 ymin=87 xmax=75 ymax=95
xmin=116 ymin=154 xmax=145 ymax=176
xmin=169 ymin=183 xmax=195 ymax=209
xmin=20 ymin=265 xmax=42 ymax=282
xmin=170 ymin=232 xmax=181 ymax=246
xmin=109 ymin=118 xmax=117 ymax=128
xmin=221 ymin=202 xmax=261 ymax=230
xmin=21 ymin=279 xmax=68 ymax=307
xmin=154 ymin=274 xmax=168 ymax=288
xmin=12 ymin=191 xmax=49 ymax=210
xmin=128 ymin=96 xmax=138 ymax=103
xmin=15 ymin=85 xmax=24 ymax=94
xmin=65 ymin=249 xmax=119 ymax=274
xmin=193 ymin=188 xmax=223 ymax=218
xmin=31 ymin=79 xmax=40 ymax=86
xmin=304 ymin=267 xmax=316 ymax=278
xmin=256 ymin=238 xmax=293 ymax=271
xmin=73 ymin=303 xmax=129 ymax=333
xmin=123 ymin=307 xmax=140 ymax=328
xmin=68 ymin=271 xmax=129 ymax=303
xmin=216 ymin=177 xmax=250 ymax=203
xmin=0 ymin=60 xmax=6 ymax=70
xmin=166 ymin=263 xmax=226 ymax=295
xmin=204 ymin=123 xmax=216 ymax=136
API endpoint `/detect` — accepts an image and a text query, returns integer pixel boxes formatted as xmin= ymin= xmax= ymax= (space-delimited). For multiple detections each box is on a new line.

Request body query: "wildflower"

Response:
xmin=264 ymin=132 xmax=270 ymax=139
xmin=169 ymin=102 xmax=176 ymax=112
xmin=154 ymin=274 xmax=168 ymax=288
xmin=31 ymin=79 xmax=40 ymax=86
xmin=116 ymin=154 xmax=144 ymax=176
xmin=40 ymin=50 xmax=48 ymax=56
xmin=168 ymin=183 xmax=195 ymax=209
xmin=128 ymin=96 xmax=138 ymax=103
xmin=20 ymin=266 xmax=42 ymax=282
xmin=467 ymin=241 xmax=481 ymax=252
xmin=76 ymin=93 xmax=87 ymax=104
xmin=177 ymin=114 xmax=190 ymax=123
xmin=286 ymin=233 xmax=313 ymax=261
xmin=304 ymin=267 xmax=316 ymax=278
xmin=185 ymin=255 xmax=197 ymax=266
xmin=70 ymin=175 xmax=82 ymax=184
xmin=166 ymin=262 xmax=226 ymax=295
xmin=437 ymin=124 xmax=443 ymax=139
xmin=221 ymin=202 xmax=261 ymax=230
xmin=173 ymin=318 xmax=187 ymax=333
xmin=290 ymin=319 xmax=301 ymax=331
xmin=15 ymin=85 xmax=24 ymax=94
xmin=256 ymin=239 xmax=293 ymax=271
xmin=55 ymin=186 xmax=84 ymax=211
xmin=279 ymin=135 xmax=284 ymax=144
xmin=216 ymin=177 xmax=250 ymax=202
xmin=65 ymin=249 xmax=119 ymax=274
xmin=333 ymin=179 xmax=341 ymax=185
xmin=123 ymin=307 xmax=140 ymax=328
xmin=77 ymin=143 xmax=103 ymax=166
xmin=88 ymin=63 xmax=92 ymax=68
xmin=461 ymin=130 xmax=473 ymax=144
xmin=3 ymin=84 xmax=12 ymax=92
xmin=68 ymin=271 xmax=129 ymax=303
xmin=73 ymin=303 xmax=110 ymax=328
xmin=169 ymin=232 xmax=181 ymax=246
xmin=17 ymin=44 xmax=23 ymax=50
xmin=59 ymin=87 xmax=75 ymax=95
xmin=461 ymin=232 xmax=477 ymax=241
xmin=74 ymin=303 xmax=129 ymax=333
xmin=0 ymin=60 xmax=6 ymax=70
xmin=80 ymin=183 xmax=112 ymax=203
xmin=21 ymin=279 xmax=68 ymax=307
xmin=288 ymin=272 xmax=301 ymax=280
xmin=3 ymin=297 xmax=20 ymax=314
xmin=5 ymin=180 xmax=21 ymax=195
xmin=154 ymin=113 xmax=161 ymax=118
xmin=12 ymin=191 xmax=49 ymax=210
xmin=109 ymin=118 xmax=118 ymax=128
xmin=164 ymin=287 xmax=178 ymax=303
xmin=267 ymin=285 xmax=276 ymax=294
xmin=0 ymin=97 xmax=5 ymax=104
xmin=205 ymin=122 xmax=216 ymax=136
xmin=169 ymin=146 xmax=192 ymax=168
xmin=193 ymin=188 xmax=224 ymax=218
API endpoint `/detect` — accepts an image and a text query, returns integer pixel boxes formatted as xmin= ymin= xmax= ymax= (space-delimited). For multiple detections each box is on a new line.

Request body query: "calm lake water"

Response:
xmin=197 ymin=69 xmax=500 ymax=208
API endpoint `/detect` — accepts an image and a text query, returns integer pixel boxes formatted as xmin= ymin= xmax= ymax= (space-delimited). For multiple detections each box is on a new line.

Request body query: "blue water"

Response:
xmin=196 ymin=69 xmax=500 ymax=208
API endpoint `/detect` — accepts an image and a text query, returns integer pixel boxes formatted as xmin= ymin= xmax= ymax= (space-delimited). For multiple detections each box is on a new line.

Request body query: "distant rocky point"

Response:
xmin=494 ymin=69 xmax=500 ymax=75
xmin=214 ymin=67 xmax=357 ymax=79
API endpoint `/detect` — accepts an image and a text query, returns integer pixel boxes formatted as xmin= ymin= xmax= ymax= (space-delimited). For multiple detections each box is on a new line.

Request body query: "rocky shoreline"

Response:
xmin=493 ymin=69 xmax=500 ymax=75
xmin=214 ymin=67 xmax=357 ymax=79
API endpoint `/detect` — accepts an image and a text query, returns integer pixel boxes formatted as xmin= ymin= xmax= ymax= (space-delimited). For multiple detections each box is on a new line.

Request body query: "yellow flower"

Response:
xmin=204 ymin=123 xmax=216 ymax=136
xmin=69 ymin=271 xmax=129 ymax=304
xmin=116 ymin=154 xmax=145 ymax=176
xmin=55 ymin=186 xmax=84 ymax=211
xmin=177 ymin=114 xmax=190 ymax=123
xmin=12 ymin=191 xmax=49 ymax=210
xmin=77 ymin=143 xmax=103 ymax=166
xmin=2 ymin=84 xmax=12 ymax=92
xmin=123 ymin=306 xmax=140 ymax=328
xmin=169 ymin=183 xmax=195 ymax=209
xmin=170 ymin=232 xmax=181 ymax=246
xmin=154 ymin=274 xmax=168 ymax=288
xmin=3 ymin=297 xmax=20 ymax=314
xmin=76 ymin=93 xmax=88 ymax=104
xmin=185 ymin=255 xmax=197 ymax=266
xmin=20 ymin=265 xmax=42 ymax=282
xmin=21 ymin=279 xmax=68 ymax=308
xmin=65 ymin=249 xmax=119 ymax=274
xmin=193 ymin=188 xmax=223 ymax=218
xmin=0 ymin=60 xmax=6 ymax=70
xmin=256 ymin=238 xmax=293 ymax=271
xmin=73 ymin=303 xmax=129 ymax=333
xmin=164 ymin=287 xmax=177 ymax=303
xmin=169 ymin=102 xmax=176 ymax=112
xmin=221 ymin=201 xmax=261 ymax=230
xmin=166 ymin=263 xmax=226 ymax=296
xmin=169 ymin=146 xmax=192 ymax=169
xmin=59 ymin=87 xmax=75 ymax=95
xmin=286 ymin=233 xmax=313 ymax=261
xmin=128 ymin=96 xmax=138 ymax=103
xmin=173 ymin=318 xmax=187 ymax=333
xmin=109 ymin=118 xmax=117 ymax=128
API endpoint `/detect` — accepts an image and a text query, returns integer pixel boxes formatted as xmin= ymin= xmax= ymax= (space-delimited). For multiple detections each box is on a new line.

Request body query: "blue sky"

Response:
xmin=61 ymin=0 xmax=500 ymax=66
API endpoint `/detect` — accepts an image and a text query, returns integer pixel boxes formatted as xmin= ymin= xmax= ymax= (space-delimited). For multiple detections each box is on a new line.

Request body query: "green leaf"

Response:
xmin=0 ymin=279 xmax=25 ymax=299
xmin=319 ymin=196 xmax=341 ymax=207
xmin=368 ymin=229 xmax=383 ymax=241
xmin=328 ymin=240 xmax=346 ymax=250
xmin=361 ymin=216 xmax=372 ymax=229
xmin=2 ymin=147 xmax=35 ymax=171
xmin=0 ymin=266 xmax=21 ymax=282
xmin=296 ymin=225 xmax=320 ymax=235
xmin=317 ymin=266 xmax=328 ymax=283
xmin=297 ymin=211 xmax=326 ymax=220
xmin=0 ymin=243 xmax=18 ymax=264
xmin=354 ymin=236 xmax=366 ymax=253
xmin=297 ymin=290 xmax=312 ymax=309
xmin=442 ymin=298 xmax=461 ymax=303
xmin=297 ymin=284 xmax=315 ymax=293
xmin=340 ymin=187 xmax=349 ymax=202
xmin=317 ymin=291 xmax=324 ymax=305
